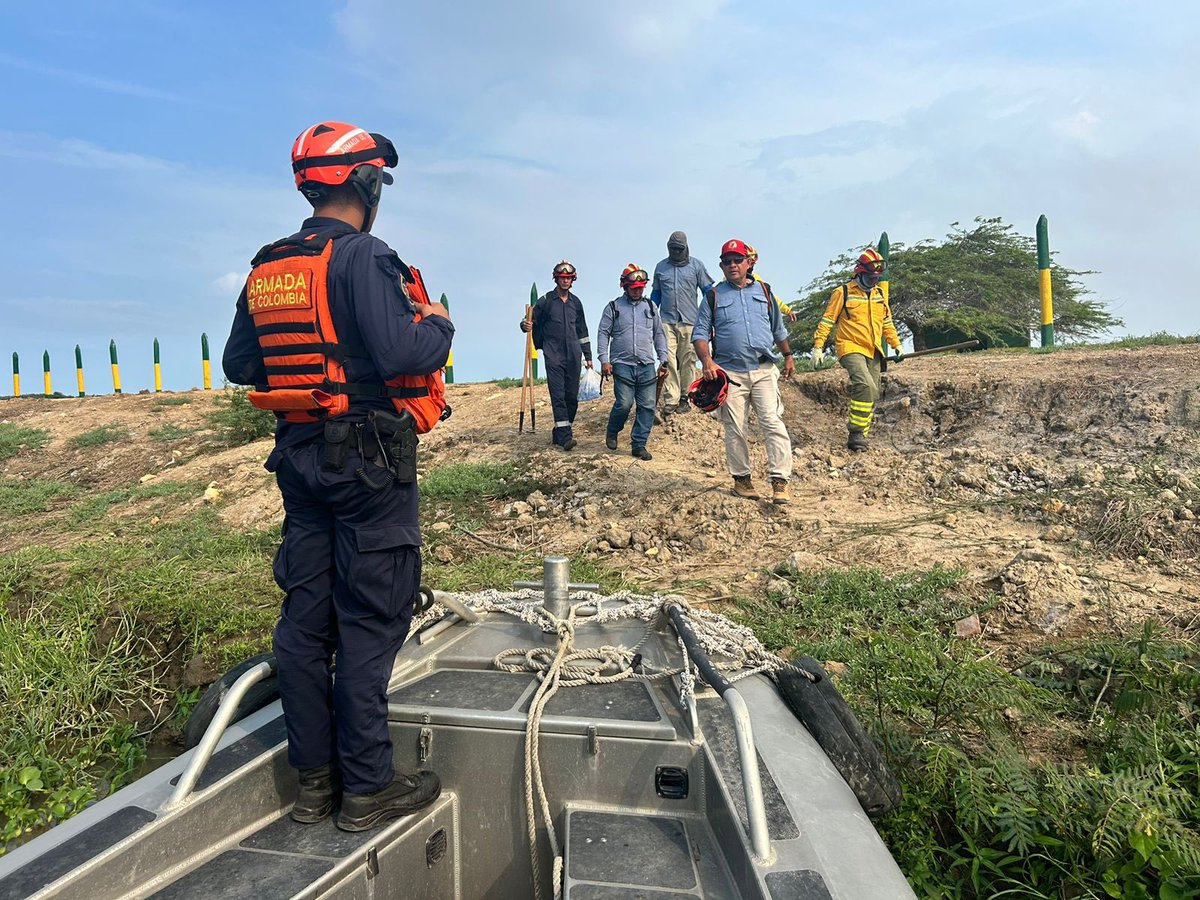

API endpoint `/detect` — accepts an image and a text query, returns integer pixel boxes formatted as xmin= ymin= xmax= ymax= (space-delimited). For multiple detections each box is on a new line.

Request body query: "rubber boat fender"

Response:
xmin=773 ymin=657 xmax=903 ymax=818
xmin=184 ymin=652 xmax=280 ymax=750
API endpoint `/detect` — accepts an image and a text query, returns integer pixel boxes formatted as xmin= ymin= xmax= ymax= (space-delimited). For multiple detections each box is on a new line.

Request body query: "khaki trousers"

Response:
xmin=662 ymin=323 xmax=699 ymax=407
xmin=720 ymin=364 xmax=792 ymax=481
xmin=839 ymin=352 xmax=882 ymax=435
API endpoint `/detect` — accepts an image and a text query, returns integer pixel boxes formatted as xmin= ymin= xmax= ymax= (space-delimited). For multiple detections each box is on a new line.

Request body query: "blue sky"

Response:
xmin=1 ymin=1 xmax=1196 ymax=391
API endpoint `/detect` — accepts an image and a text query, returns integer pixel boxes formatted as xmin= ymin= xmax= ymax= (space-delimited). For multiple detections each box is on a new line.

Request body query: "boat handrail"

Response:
xmin=666 ymin=603 xmax=773 ymax=863
xmin=165 ymin=658 xmax=278 ymax=808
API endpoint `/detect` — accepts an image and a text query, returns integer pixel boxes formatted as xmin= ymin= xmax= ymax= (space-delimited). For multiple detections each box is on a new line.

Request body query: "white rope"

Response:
xmin=409 ymin=588 xmax=803 ymax=899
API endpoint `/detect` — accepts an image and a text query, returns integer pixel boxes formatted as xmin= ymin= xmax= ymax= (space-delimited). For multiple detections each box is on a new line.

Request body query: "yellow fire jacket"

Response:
xmin=813 ymin=280 xmax=900 ymax=359
xmin=752 ymin=272 xmax=792 ymax=316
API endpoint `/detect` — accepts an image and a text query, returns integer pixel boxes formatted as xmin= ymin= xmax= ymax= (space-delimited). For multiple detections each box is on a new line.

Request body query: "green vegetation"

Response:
xmin=1059 ymin=332 xmax=1200 ymax=351
xmin=149 ymin=423 xmax=193 ymax=442
xmin=67 ymin=480 xmax=196 ymax=527
xmin=421 ymin=460 xmax=549 ymax=502
xmin=206 ymin=387 xmax=275 ymax=445
xmin=68 ymin=424 xmax=129 ymax=449
xmin=734 ymin=567 xmax=1200 ymax=899
xmin=0 ymin=479 xmax=79 ymax=515
xmin=151 ymin=395 xmax=193 ymax=407
xmin=790 ymin=216 xmax=1123 ymax=350
xmin=0 ymin=510 xmax=280 ymax=852
xmin=489 ymin=376 xmax=546 ymax=388
xmin=0 ymin=424 xmax=49 ymax=461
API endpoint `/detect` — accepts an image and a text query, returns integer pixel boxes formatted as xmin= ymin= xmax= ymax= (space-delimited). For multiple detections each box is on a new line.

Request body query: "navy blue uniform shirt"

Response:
xmin=530 ymin=290 xmax=592 ymax=361
xmin=222 ymin=217 xmax=455 ymax=450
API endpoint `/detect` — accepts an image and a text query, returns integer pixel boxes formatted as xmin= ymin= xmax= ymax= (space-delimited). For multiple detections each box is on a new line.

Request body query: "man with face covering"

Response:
xmin=650 ymin=231 xmax=714 ymax=420
xmin=597 ymin=264 xmax=669 ymax=460
xmin=810 ymin=248 xmax=902 ymax=452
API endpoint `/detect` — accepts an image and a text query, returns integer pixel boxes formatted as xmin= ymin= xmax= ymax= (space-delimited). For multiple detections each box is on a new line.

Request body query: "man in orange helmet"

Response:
xmin=223 ymin=121 xmax=452 ymax=832
xmin=810 ymin=247 xmax=902 ymax=452
xmin=519 ymin=260 xmax=593 ymax=450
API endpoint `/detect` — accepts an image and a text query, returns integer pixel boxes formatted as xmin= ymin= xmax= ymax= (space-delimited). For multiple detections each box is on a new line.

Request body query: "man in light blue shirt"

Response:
xmin=598 ymin=264 xmax=669 ymax=460
xmin=651 ymin=231 xmax=714 ymax=419
xmin=693 ymin=239 xmax=795 ymax=504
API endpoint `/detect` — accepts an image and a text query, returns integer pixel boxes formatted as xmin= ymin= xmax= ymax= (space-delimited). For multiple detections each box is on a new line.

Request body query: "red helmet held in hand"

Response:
xmin=688 ymin=369 xmax=732 ymax=412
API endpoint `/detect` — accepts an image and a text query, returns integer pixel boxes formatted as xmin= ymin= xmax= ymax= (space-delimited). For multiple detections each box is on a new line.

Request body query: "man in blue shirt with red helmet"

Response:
xmin=223 ymin=121 xmax=453 ymax=832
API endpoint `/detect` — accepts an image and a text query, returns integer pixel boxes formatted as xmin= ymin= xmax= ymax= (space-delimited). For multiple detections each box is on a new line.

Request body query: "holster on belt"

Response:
xmin=322 ymin=421 xmax=352 ymax=472
xmin=368 ymin=408 xmax=418 ymax=484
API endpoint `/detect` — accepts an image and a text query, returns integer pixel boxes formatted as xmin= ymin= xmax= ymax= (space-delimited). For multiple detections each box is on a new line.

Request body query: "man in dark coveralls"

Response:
xmin=519 ymin=260 xmax=593 ymax=449
xmin=223 ymin=121 xmax=453 ymax=832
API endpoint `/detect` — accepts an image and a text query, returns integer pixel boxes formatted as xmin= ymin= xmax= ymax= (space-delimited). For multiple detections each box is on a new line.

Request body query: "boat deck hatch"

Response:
xmin=389 ymin=669 xmax=534 ymax=711
xmin=564 ymin=810 xmax=738 ymax=899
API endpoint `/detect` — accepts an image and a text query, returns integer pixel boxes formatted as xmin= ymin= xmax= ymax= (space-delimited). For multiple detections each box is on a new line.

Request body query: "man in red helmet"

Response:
xmin=693 ymin=239 xmax=795 ymax=504
xmin=223 ymin=122 xmax=453 ymax=832
xmin=519 ymin=260 xmax=593 ymax=450
xmin=597 ymin=264 xmax=669 ymax=460
xmin=811 ymin=247 xmax=902 ymax=452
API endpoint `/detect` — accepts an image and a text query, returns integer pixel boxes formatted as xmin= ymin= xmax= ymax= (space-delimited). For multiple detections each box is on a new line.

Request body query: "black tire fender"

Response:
xmin=183 ymin=652 xmax=280 ymax=750
xmin=773 ymin=657 xmax=903 ymax=818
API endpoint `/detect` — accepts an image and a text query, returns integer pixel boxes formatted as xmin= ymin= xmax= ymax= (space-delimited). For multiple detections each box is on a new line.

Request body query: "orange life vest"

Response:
xmin=244 ymin=230 xmax=449 ymax=431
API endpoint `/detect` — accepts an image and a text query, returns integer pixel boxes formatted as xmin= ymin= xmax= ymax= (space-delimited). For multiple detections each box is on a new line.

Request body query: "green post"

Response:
xmin=110 ymin=339 xmax=122 ymax=394
xmin=1037 ymin=214 xmax=1054 ymax=348
xmin=75 ymin=345 xmax=85 ymax=397
xmin=878 ymin=231 xmax=890 ymax=302
xmin=529 ymin=282 xmax=539 ymax=380
xmin=12 ymin=352 xmax=19 ymax=397
xmin=153 ymin=337 xmax=162 ymax=392
xmin=42 ymin=350 xmax=52 ymax=397
xmin=441 ymin=292 xmax=454 ymax=384
xmin=201 ymin=333 xmax=212 ymax=390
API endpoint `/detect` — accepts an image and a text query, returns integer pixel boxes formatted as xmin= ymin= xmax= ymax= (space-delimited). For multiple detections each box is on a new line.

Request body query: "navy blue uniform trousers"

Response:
xmin=543 ymin=343 xmax=582 ymax=445
xmin=268 ymin=441 xmax=421 ymax=795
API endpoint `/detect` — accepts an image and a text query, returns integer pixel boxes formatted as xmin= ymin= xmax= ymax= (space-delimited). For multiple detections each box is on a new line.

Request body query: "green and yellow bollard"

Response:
xmin=75 ymin=345 xmax=85 ymax=397
xmin=441 ymin=293 xmax=454 ymax=384
xmin=201 ymin=333 xmax=212 ymax=390
xmin=530 ymin=283 xmax=540 ymax=379
xmin=110 ymin=339 xmax=122 ymax=394
xmin=1037 ymin=214 xmax=1054 ymax=348
xmin=12 ymin=352 xmax=19 ymax=397
xmin=877 ymin=231 xmax=890 ymax=303
xmin=153 ymin=338 xmax=162 ymax=392
xmin=43 ymin=351 xmax=52 ymax=397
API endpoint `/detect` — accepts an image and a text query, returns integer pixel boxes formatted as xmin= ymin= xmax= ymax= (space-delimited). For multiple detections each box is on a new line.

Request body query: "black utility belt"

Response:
xmin=322 ymin=409 xmax=417 ymax=488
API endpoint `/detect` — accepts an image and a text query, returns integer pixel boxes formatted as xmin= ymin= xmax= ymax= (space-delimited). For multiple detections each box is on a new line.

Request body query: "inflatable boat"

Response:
xmin=0 ymin=556 xmax=916 ymax=899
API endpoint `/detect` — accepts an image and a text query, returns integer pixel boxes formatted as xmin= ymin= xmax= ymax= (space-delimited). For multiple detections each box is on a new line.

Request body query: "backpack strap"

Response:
xmin=839 ymin=282 xmax=853 ymax=319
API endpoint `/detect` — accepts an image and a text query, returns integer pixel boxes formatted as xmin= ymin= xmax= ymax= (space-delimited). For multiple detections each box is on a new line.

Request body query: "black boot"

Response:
xmin=848 ymin=432 xmax=869 ymax=452
xmin=631 ymin=446 xmax=652 ymax=461
xmin=292 ymin=764 xmax=338 ymax=824
xmin=335 ymin=771 xmax=442 ymax=832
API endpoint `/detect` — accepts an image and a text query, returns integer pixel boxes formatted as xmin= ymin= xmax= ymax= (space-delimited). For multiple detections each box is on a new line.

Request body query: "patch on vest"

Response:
xmin=247 ymin=267 xmax=314 ymax=313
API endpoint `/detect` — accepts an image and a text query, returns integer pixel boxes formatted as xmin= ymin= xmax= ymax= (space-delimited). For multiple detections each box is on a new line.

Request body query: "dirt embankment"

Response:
xmin=3 ymin=345 xmax=1197 ymax=651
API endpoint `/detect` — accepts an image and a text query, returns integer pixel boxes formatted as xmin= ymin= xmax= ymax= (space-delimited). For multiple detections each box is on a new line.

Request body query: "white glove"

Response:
xmin=810 ymin=347 xmax=824 ymax=367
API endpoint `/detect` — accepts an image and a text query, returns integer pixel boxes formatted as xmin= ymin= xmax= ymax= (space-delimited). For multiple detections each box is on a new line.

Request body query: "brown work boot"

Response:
xmin=771 ymin=479 xmax=790 ymax=505
xmin=732 ymin=476 xmax=759 ymax=499
xmin=292 ymin=764 xmax=338 ymax=824
xmin=336 ymin=770 xmax=442 ymax=832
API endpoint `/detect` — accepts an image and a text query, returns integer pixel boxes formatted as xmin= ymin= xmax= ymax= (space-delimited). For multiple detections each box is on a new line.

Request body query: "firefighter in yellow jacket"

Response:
xmin=810 ymin=248 xmax=902 ymax=452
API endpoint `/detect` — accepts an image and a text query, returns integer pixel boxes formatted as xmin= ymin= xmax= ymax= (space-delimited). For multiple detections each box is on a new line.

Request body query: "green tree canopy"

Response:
xmin=788 ymin=217 xmax=1122 ymax=350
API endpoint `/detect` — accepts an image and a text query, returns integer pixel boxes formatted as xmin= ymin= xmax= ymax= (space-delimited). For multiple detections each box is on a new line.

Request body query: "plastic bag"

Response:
xmin=578 ymin=367 xmax=602 ymax=402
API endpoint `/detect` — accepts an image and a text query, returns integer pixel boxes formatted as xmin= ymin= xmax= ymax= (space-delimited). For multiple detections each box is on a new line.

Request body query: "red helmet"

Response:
xmin=553 ymin=260 xmax=577 ymax=281
xmin=620 ymin=263 xmax=649 ymax=289
xmin=854 ymin=248 xmax=886 ymax=280
xmin=720 ymin=238 xmax=751 ymax=259
xmin=688 ymin=369 xmax=732 ymax=412
xmin=746 ymin=243 xmax=759 ymax=263
xmin=291 ymin=122 xmax=398 ymax=209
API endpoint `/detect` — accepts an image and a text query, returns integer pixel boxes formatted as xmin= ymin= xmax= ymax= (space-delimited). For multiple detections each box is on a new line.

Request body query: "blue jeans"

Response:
xmin=607 ymin=362 xmax=658 ymax=449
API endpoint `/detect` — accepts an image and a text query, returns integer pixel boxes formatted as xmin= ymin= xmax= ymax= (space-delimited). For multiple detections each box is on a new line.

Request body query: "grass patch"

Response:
xmin=488 ymin=376 xmax=546 ymax=388
xmin=733 ymin=567 xmax=1200 ymax=898
xmin=65 ymin=480 xmax=196 ymax=527
xmin=421 ymin=461 xmax=552 ymax=503
xmin=148 ymin=423 xmax=193 ymax=442
xmin=0 ymin=479 xmax=80 ymax=515
xmin=0 ymin=510 xmax=282 ymax=852
xmin=68 ymin=425 xmax=129 ymax=449
xmin=0 ymin=424 xmax=50 ymax=461
xmin=206 ymin=387 xmax=275 ymax=446
xmin=151 ymin=396 xmax=193 ymax=407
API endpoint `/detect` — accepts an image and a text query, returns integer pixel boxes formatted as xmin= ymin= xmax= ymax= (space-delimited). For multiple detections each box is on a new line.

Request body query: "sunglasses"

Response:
xmin=720 ymin=256 xmax=747 ymax=266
